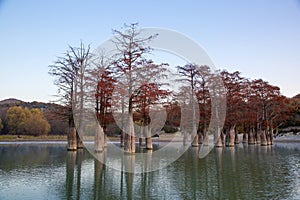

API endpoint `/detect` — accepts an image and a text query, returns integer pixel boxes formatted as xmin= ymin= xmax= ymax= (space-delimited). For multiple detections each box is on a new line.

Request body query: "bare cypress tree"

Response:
xmin=111 ymin=23 xmax=161 ymax=153
xmin=176 ymin=64 xmax=199 ymax=147
xmin=49 ymin=42 xmax=91 ymax=150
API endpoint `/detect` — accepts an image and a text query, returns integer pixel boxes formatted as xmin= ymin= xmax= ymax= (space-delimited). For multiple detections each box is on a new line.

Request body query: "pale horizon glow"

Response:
xmin=0 ymin=0 xmax=300 ymax=102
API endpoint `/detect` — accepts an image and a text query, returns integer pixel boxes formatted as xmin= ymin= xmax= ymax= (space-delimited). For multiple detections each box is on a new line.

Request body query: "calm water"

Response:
xmin=0 ymin=142 xmax=299 ymax=200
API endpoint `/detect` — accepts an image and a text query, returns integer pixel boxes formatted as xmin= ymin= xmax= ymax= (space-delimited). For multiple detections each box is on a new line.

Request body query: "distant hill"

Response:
xmin=293 ymin=94 xmax=300 ymax=99
xmin=0 ymin=98 xmax=23 ymax=105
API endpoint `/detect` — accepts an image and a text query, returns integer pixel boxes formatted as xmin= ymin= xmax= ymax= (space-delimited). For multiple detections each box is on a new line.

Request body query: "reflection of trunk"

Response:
xmin=76 ymin=150 xmax=83 ymax=199
xmin=95 ymin=124 xmax=104 ymax=152
xmin=94 ymin=155 xmax=104 ymax=199
xmin=144 ymin=149 xmax=152 ymax=172
xmin=68 ymin=125 xmax=77 ymax=151
xmin=124 ymin=155 xmax=135 ymax=199
xmin=66 ymin=151 xmax=76 ymax=200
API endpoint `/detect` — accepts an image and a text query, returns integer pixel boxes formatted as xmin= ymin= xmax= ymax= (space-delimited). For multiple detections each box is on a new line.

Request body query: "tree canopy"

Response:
xmin=5 ymin=106 xmax=50 ymax=136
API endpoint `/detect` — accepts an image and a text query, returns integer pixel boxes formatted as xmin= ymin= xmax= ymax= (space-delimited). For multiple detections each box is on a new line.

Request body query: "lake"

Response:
xmin=0 ymin=141 xmax=299 ymax=199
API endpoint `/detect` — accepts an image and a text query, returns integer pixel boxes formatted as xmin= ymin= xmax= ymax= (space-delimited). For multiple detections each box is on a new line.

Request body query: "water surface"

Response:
xmin=0 ymin=142 xmax=299 ymax=199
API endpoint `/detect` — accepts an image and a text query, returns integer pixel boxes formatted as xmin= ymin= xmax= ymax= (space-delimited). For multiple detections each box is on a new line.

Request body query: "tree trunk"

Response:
xmin=203 ymin=133 xmax=209 ymax=146
xmin=68 ymin=126 xmax=77 ymax=151
xmin=146 ymin=126 xmax=153 ymax=150
xmin=216 ymin=128 xmax=223 ymax=148
xmin=146 ymin=138 xmax=153 ymax=150
xmin=267 ymin=128 xmax=273 ymax=145
xmin=131 ymin=135 xmax=136 ymax=153
xmin=191 ymin=133 xmax=199 ymax=147
xmin=120 ymin=131 xmax=125 ymax=147
xmin=242 ymin=133 xmax=247 ymax=143
xmin=226 ymin=127 xmax=235 ymax=147
xmin=256 ymin=130 xmax=261 ymax=145
xmin=76 ymin=131 xmax=84 ymax=149
xmin=248 ymin=130 xmax=255 ymax=145
xmin=103 ymin=134 xmax=107 ymax=148
xmin=228 ymin=127 xmax=235 ymax=147
xmin=221 ymin=131 xmax=225 ymax=144
xmin=234 ymin=133 xmax=240 ymax=144
xmin=95 ymin=124 xmax=104 ymax=153
xmin=261 ymin=130 xmax=268 ymax=146
xmin=269 ymin=128 xmax=274 ymax=145
xmin=183 ymin=131 xmax=189 ymax=146
xmin=125 ymin=115 xmax=135 ymax=153
xmin=225 ymin=130 xmax=230 ymax=146
xmin=139 ymin=138 xmax=143 ymax=146
xmin=198 ymin=132 xmax=203 ymax=144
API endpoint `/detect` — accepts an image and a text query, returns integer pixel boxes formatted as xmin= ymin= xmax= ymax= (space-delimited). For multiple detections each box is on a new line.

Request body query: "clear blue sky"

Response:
xmin=0 ymin=0 xmax=299 ymax=102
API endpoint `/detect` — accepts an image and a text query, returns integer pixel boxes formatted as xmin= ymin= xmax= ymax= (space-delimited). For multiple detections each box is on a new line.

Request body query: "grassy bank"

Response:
xmin=0 ymin=135 xmax=67 ymax=142
xmin=0 ymin=134 xmax=121 ymax=142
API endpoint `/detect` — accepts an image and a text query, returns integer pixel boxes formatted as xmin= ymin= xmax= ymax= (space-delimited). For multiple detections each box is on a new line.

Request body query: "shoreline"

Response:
xmin=0 ymin=134 xmax=299 ymax=143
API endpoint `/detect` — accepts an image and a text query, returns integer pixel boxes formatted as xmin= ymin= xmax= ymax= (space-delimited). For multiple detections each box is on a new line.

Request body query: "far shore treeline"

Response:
xmin=0 ymin=85 xmax=300 ymax=138
xmin=0 ymin=86 xmax=299 ymax=138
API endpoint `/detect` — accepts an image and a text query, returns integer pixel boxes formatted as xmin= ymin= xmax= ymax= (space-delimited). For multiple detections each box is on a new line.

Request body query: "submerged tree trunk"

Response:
xmin=68 ymin=126 xmax=77 ymax=151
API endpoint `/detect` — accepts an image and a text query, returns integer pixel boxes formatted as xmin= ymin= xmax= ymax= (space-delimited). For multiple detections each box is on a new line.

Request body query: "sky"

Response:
xmin=0 ymin=0 xmax=299 ymax=102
